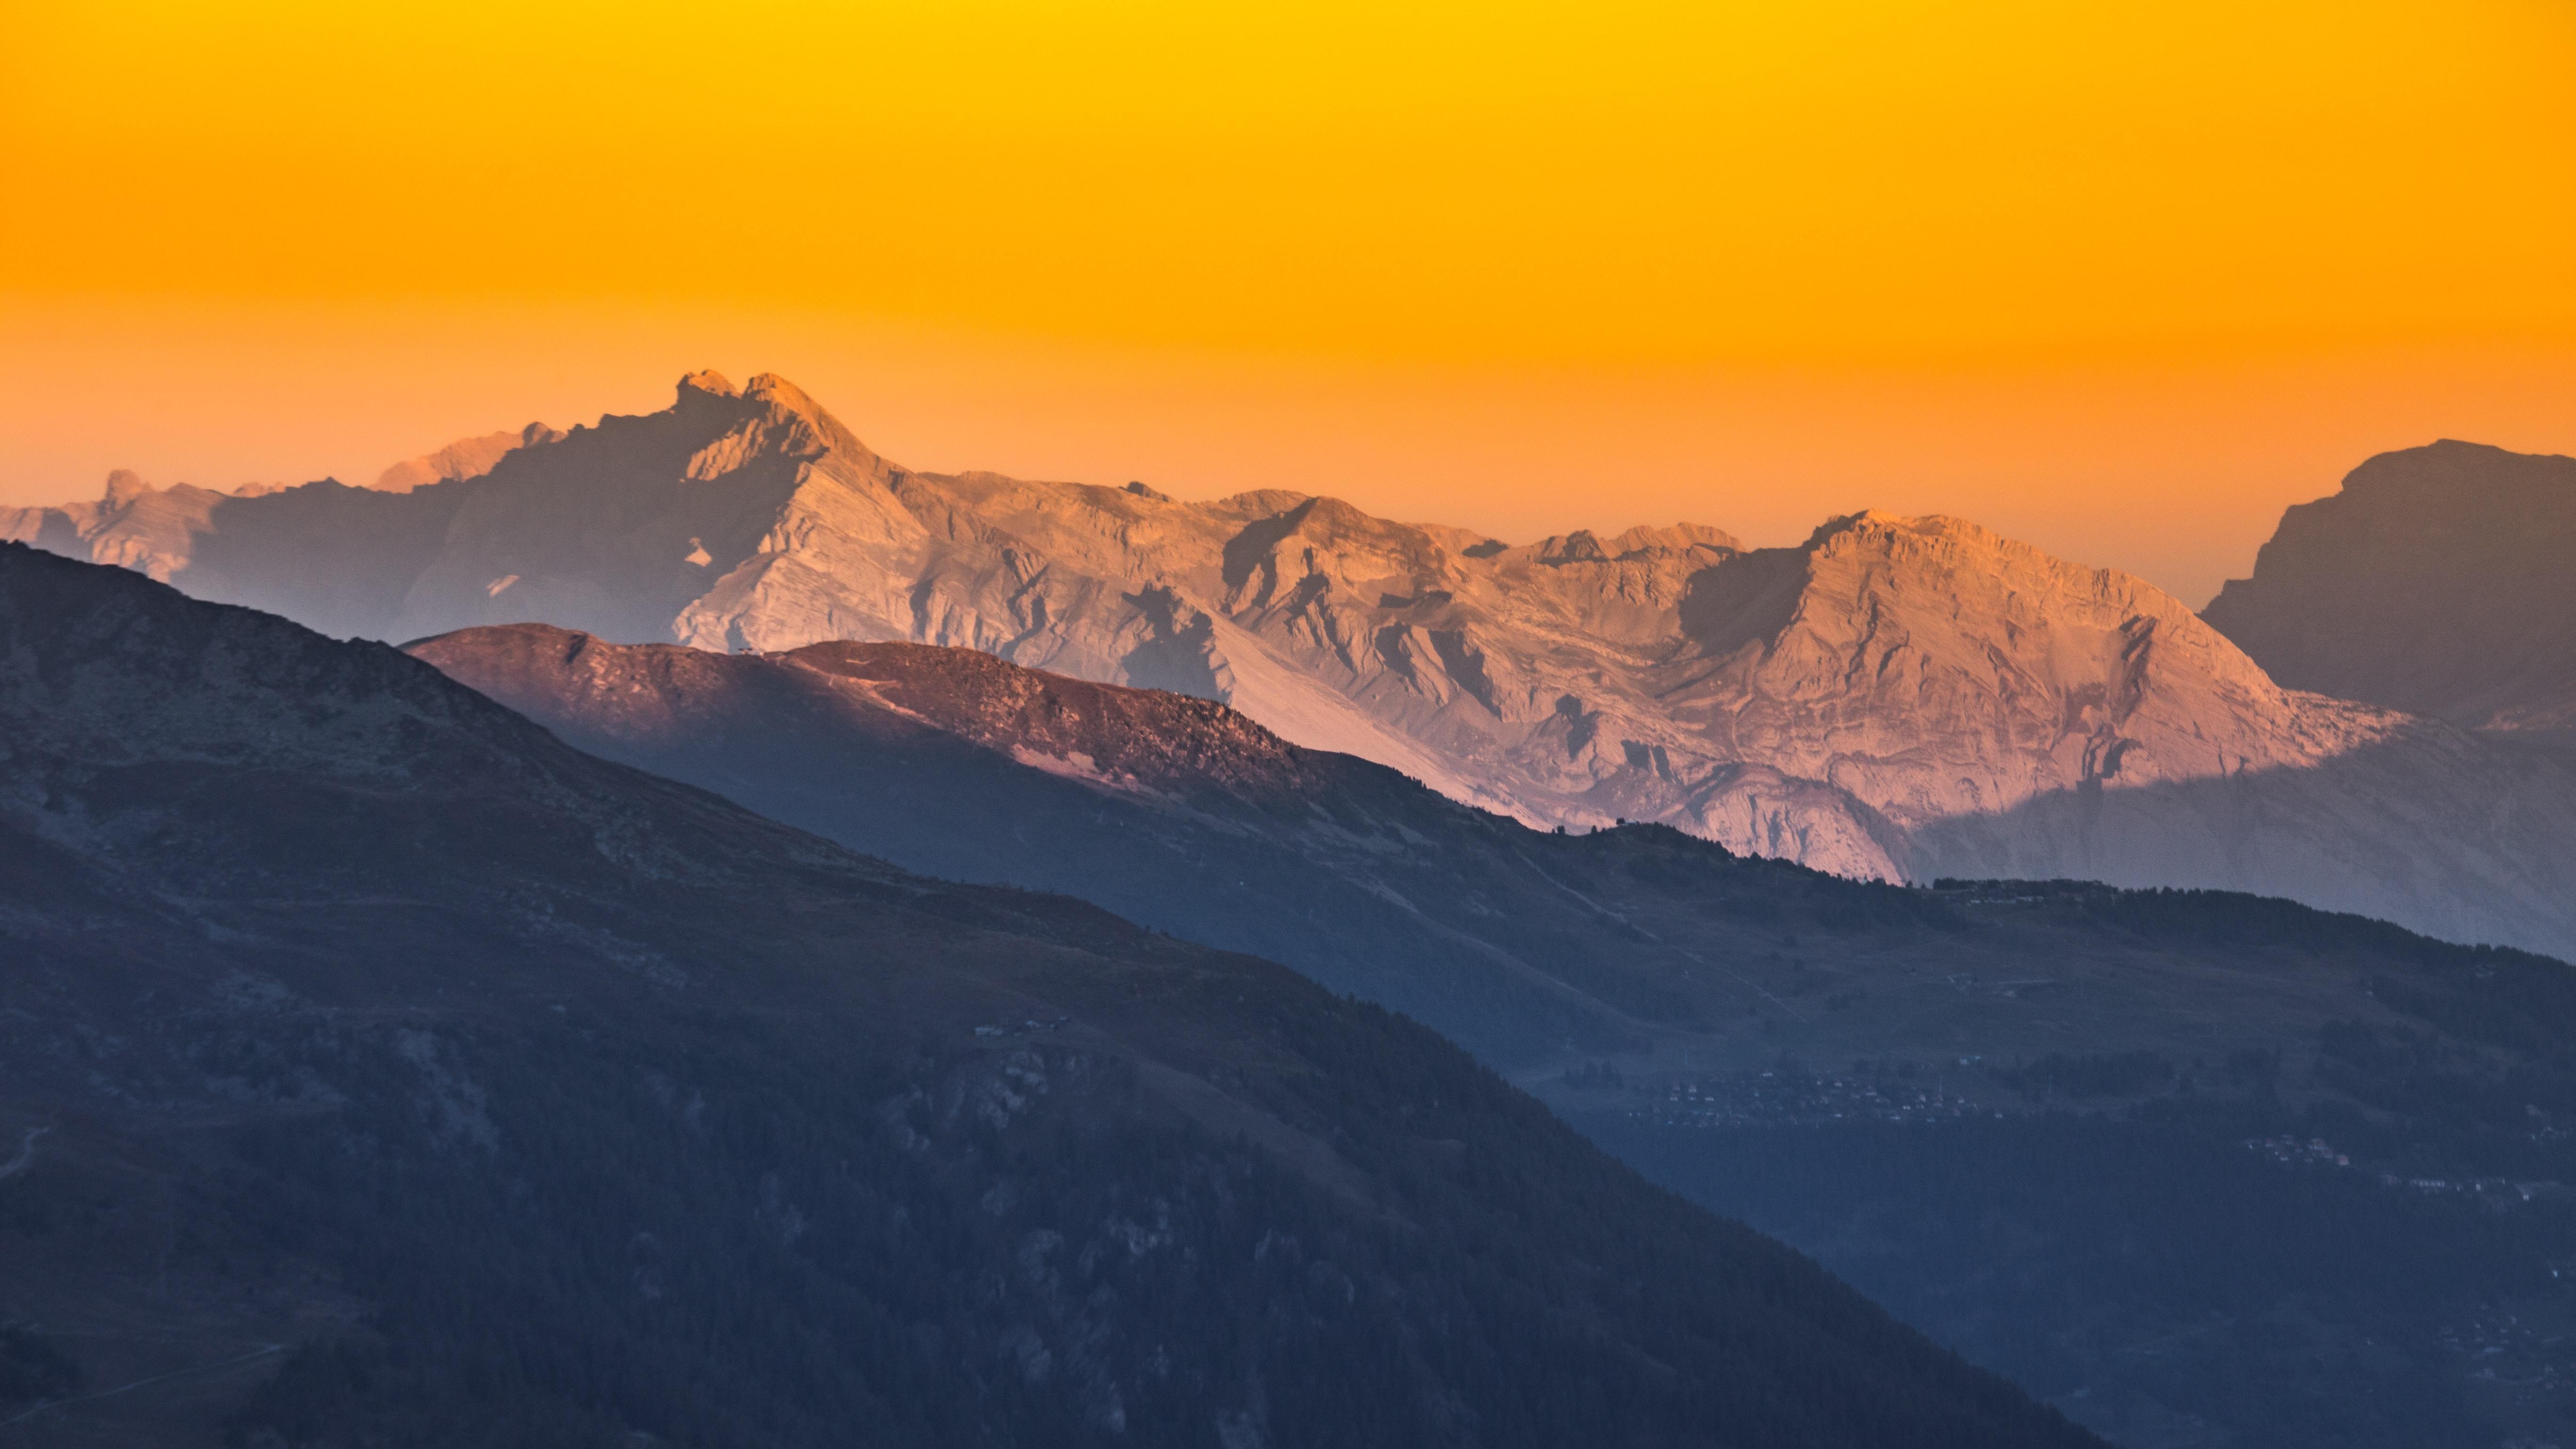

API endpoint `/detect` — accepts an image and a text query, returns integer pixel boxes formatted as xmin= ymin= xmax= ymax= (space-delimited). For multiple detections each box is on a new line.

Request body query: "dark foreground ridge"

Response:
xmin=411 ymin=621 xmax=2576 ymax=1448
xmin=0 ymin=539 xmax=2097 ymax=1448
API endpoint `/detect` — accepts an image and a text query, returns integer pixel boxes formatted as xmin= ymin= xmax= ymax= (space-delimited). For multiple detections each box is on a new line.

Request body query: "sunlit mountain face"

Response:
xmin=12 ymin=369 xmax=2572 ymax=1442
xmin=15 ymin=373 xmax=2576 ymax=964
xmin=6 ymin=6 xmax=2573 ymax=1448
xmin=6 ymin=4 xmax=2573 ymax=610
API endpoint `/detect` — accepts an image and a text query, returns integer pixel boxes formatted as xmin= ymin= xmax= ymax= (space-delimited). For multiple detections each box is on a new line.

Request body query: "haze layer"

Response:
xmin=6 ymin=0 xmax=2572 ymax=602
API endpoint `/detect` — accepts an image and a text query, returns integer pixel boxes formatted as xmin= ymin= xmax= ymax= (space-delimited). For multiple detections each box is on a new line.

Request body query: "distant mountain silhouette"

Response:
xmin=2205 ymin=439 xmax=2576 ymax=732
xmin=11 ymin=374 xmax=2576 ymax=957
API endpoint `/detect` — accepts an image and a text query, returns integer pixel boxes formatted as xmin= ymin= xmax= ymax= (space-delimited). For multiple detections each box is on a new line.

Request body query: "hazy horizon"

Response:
xmin=8 ymin=327 xmax=2571 ymax=608
xmin=6 ymin=2 xmax=2571 ymax=607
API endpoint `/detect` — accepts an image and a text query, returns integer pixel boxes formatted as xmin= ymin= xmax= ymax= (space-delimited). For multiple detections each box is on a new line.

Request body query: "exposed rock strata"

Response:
xmin=16 ymin=374 xmax=2576 ymax=956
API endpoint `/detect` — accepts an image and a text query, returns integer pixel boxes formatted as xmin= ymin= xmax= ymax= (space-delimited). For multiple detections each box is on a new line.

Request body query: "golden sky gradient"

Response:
xmin=4 ymin=0 xmax=2572 ymax=602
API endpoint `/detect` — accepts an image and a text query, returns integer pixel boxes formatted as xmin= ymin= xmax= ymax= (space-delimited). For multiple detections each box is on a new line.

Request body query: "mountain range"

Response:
xmin=12 ymin=365 xmax=2576 ymax=1447
xmin=399 ymin=621 xmax=2526 ymax=1080
xmin=12 ymin=536 xmax=2576 ymax=1447
xmin=0 ymin=540 xmax=2098 ymax=1448
xmin=407 ymin=607 xmax=2576 ymax=1448
xmin=9 ymin=372 xmax=2576 ymax=959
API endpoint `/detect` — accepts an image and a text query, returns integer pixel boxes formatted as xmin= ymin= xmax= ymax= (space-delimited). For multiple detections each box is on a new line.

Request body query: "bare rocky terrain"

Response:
xmin=10 ymin=373 xmax=2576 ymax=958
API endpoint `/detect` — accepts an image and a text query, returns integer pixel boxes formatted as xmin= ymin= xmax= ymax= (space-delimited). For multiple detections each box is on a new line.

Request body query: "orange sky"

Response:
xmin=4 ymin=0 xmax=2572 ymax=604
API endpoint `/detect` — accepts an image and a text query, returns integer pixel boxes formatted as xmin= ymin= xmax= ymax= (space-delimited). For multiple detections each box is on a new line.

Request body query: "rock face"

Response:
xmin=15 ymin=373 xmax=2576 ymax=956
xmin=2205 ymin=440 xmax=2576 ymax=733
xmin=0 ymin=541 xmax=2102 ymax=1449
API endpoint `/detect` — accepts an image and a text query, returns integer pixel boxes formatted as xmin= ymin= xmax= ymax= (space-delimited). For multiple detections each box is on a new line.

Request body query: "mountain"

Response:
xmin=405 ymin=620 xmax=2576 ymax=1448
xmin=2204 ymin=440 xmax=2576 ymax=733
xmin=374 ymin=421 xmax=566 ymax=493
xmin=0 ymin=540 xmax=2098 ymax=1449
xmin=406 ymin=624 xmax=1669 ymax=1066
xmin=1 ymin=470 xmax=227 ymax=582
xmin=11 ymin=372 xmax=2576 ymax=960
xmin=398 ymin=619 xmax=2576 ymax=1100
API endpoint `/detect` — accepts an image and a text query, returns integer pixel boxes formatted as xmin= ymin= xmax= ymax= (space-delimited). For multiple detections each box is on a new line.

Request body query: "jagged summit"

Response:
xmin=743 ymin=370 xmax=831 ymax=414
xmin=1659 ymin=509 xmax=2314 ymax=820
xmin=100 ymin=467 xmax=153 ymax=508
xmin=11 ymin=374 xmax=2576 ymax=955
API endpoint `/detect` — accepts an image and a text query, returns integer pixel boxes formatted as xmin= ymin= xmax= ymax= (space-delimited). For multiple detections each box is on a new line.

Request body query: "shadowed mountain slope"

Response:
xmin=411 ymin=621 xmax=2576 ymax=1448
xmin=0 ymin=541 xmax=2099 ymax=1449
xmin=406 ymin=621 xmax=2568 ymax=1095
xmin=12 ymin=374 xmax=2576 ymax=957
xmin=408 ymin=623 xmax=1759 ymax=1066
xmin=2204 ymin=440 xmax=2576 ymax=733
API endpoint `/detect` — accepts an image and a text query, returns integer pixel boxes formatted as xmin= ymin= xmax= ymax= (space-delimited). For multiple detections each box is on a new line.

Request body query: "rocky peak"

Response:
xmin=741 ymin=372 xmax=890 ymax=479
xmin=1741 ymin=509 xmax=2290 ymax=730
xmin=1603 ymin=522 xmax=1741 ymax=557
xmin=24 ymin=374 xmax=2573 ymax=960
xmin=100 ymin=468 xmax=153 ymax=510
xmin=1219 ymin=494 xmax=1458 ymax=612
xmin=374 ymin=422 xmax=565 ymax=493
xmin=1520 ymin=523 xmax=1739 ymax=569
xmin=1535 ymin=530 xmax=1611 ymax=564
xmin=742 ymin=372 xmax=826 ymax=418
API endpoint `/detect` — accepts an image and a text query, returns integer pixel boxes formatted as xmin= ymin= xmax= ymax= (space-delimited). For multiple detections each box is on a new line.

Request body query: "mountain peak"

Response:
xmin=676 ymin=369 xmax=741 ymax=400
xmin=1804 ymin=509 xmax=1983 ymax=549
xmin=374 ymin=422 xmax=564 ymax=493
xmin=1602 ymin=522 xmax=1741 ymax=556
xmin=101 ymin=468 xmax=153 ymax=509
xmin=19 ymin=376 xmax=2572 ymax=960
xmin=2336 ymin=437 xmax=2573 ymax=501
xmin=744 ymin=372 xmax=828 ymax=417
